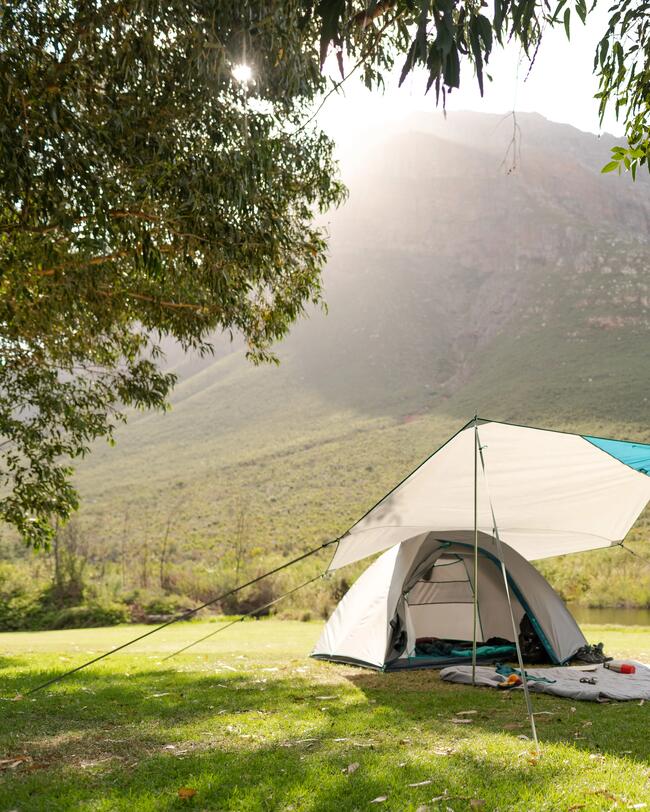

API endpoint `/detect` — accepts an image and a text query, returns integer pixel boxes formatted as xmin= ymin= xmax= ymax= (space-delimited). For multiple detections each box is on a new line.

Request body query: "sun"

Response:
xmin=232 ymin=63 xmax=253 ymax=84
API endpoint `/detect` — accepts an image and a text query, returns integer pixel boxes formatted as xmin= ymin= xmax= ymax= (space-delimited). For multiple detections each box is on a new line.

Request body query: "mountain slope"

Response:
xmin=10 ymin=111 xmax=650 ymax=611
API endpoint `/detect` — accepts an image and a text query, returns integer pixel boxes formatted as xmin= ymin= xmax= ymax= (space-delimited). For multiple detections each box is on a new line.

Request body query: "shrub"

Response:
xmin=143 ymin=596 xmax=187 ymax=616
xmin=48 ymin=603 xmax=130 ymax=629
xmin=221 ymin=579 xmax=278 ymax=615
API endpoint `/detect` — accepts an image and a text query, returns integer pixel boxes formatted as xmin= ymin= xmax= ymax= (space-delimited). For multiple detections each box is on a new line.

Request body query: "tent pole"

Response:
xmin=472 ymin=415 xmax=479 ymax=686
xmin=476 ymin=429 xmax=539 ymax=751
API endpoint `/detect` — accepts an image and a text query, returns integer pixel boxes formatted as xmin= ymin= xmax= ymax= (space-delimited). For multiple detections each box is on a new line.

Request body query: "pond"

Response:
xmin=568 ymin=605 xmax=650 ymax=627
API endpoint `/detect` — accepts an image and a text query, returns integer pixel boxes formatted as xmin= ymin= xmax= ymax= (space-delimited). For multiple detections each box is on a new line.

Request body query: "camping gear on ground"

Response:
xmin=441 ymin=661 xmax=650 ymax=701
xmin=518 ymin=615 xmax=548 ymax=663
xmin=312 ymin=531 xmax=589 ymax=670
xmin=498 ymin=673 xmax=522 ymax=689
xmin=415 ymin=639 xmax=517 ymax=659
xmin=605 ymin=660 xmax=637 ymax=674
xmin=571 ymin=642 xmax=612 ymax=664
xmin=496 ymin=663 xmax=556 ymax=684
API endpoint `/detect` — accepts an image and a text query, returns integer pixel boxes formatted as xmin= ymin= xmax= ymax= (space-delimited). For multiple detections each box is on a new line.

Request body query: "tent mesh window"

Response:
xmin=405 ymin=554 xmax=485 ymax=642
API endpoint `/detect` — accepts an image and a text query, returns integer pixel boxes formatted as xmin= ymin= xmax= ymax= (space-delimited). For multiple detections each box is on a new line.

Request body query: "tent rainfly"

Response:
xmin=313 ymin=419 xmax=650 ymax=673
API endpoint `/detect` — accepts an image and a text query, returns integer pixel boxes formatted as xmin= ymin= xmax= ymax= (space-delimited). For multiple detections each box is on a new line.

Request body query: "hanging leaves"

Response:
xmin=595 ymin=0 xmax=650 ymax=177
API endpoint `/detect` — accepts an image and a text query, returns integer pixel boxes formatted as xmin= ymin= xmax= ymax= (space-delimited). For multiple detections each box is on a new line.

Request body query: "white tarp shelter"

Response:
xmin=313 ymin=419 xmax=650 ymax=673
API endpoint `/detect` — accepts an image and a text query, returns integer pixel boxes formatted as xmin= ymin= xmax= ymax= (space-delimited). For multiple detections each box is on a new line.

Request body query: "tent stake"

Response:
xmin=477 ymin=428 xmax=539 ymax=751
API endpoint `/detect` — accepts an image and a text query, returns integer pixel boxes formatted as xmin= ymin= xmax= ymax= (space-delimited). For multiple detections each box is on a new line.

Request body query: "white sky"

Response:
xmin=318 ymin=5 xmax=622 ymax=144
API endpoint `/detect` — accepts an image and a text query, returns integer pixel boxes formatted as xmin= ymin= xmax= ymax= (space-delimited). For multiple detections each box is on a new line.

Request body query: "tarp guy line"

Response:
xmin=163 ymin=573 xmax=323 ymax=661
xmin=23 ymin=540 xmax=337 ymax=696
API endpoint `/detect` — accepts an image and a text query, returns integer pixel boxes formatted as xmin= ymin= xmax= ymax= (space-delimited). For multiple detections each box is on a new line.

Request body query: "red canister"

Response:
xmin=604 ymin=660 xmax=636 ymax=674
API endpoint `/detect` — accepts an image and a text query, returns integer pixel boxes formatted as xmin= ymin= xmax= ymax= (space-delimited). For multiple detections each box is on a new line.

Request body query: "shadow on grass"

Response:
xmin=0 ymin=663 xmax=648 ymax=811
xmin=0 ymin=668 xmax=574 ymax=812
xmin=345 ymin=667 xmax=650 ymax=766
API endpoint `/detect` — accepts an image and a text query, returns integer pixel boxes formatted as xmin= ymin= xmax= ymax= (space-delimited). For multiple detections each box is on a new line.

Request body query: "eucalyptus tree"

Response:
xmin=0 ymin=1 xmax=343 ymax=547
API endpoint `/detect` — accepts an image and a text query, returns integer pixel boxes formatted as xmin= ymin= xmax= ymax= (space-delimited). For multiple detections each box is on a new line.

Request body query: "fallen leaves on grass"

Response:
xmin=408 ymin=779 xmax=433 ymax=787
xmin=431 ymin=746 xmax=456 ymax=756
xmin=456 ymin=710 xmax=477 ymax=715
xmin=370 ymin=796 xmax=387 ymax=803
xmin=177 ymin=787 xmax=197 ymax=800
xmin=431 ymin=791 xmax=477 ymax=804
xmin=451 ymin=718 xmax=473 ymax=724
xmin=280 ymin=738 xmax=320 ymax=749
xmin=0 ymin=755 xmax=49 ymax=774
xmin=589 ymin=789 xmax=618 ymax=802
xmin=343 ymin=762 xmax=359 ymax=775
xmin=0 ymin=755 xmax=30 ymax=771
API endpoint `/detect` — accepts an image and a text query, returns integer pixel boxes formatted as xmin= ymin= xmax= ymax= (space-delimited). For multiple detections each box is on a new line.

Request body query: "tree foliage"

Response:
xmin=313 ymin=0 xmax=650 ymax=172
xmin=0 ymin=1 xmax=344 ymax=547
xmin=596 ymin=1 xmax=650 ymax=177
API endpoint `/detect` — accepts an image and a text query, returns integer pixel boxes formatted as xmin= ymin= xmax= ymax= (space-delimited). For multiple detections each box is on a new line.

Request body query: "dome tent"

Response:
xmin=313 ymin=418 xmax=650 ymax=672
xmin=312 ymin=531 xmax=587 ymax=670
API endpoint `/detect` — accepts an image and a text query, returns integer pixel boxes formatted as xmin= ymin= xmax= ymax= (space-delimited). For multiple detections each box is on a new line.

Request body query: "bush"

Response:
xmin=142 ymin=596 xmax=186 ymax=616
xmin=221 ymin=579 xmax=277 ymax=615
xmin=0 ymin=562 xmax=130 ymax=630
xmin=48 ymin=603 xmax=129 ymax=629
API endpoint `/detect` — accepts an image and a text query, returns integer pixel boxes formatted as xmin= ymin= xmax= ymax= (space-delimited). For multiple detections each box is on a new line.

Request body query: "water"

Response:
xmin=568 ymin=605 xmax=650 ymax=627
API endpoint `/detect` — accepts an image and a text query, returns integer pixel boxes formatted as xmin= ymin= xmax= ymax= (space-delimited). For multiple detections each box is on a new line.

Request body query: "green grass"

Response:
xmin=2 ymin=621 xmax=650 ymax=811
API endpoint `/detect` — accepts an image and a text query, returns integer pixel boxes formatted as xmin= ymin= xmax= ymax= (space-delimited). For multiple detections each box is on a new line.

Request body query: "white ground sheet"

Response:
xmin=440 ymin=662 xmax=650 ymax=702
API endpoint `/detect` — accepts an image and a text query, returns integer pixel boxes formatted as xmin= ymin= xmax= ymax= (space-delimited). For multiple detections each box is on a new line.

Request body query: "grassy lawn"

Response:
xmin=1 ymin=621 xmax=650 ymax=811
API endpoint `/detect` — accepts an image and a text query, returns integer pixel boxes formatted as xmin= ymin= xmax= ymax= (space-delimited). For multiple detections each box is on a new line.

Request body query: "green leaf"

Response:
xmin=601 ymin=160 xmax=620 ymax=173
xmin=563 ymin=8 xmax=571 ymax=40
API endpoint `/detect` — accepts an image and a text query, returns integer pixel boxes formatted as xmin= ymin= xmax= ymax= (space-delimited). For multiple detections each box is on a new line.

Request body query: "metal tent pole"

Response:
xmin=472 ymin=416 xmax=479 ymax=685
xmin=476 ymin=427 xmax=539 ymax=751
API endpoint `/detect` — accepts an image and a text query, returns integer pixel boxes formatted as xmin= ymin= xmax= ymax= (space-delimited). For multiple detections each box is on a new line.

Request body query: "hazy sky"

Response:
xmin=318 ymin=5 xmax=622 ymax=144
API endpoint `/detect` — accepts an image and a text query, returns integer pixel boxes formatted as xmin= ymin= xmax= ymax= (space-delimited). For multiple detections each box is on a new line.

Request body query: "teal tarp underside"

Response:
xmin=583 ymin=436 xmax=650 ymax=476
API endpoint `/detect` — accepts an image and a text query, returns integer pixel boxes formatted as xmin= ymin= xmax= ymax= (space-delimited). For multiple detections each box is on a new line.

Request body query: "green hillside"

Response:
xmin=3 ymin=112 xmax=649 ymax=621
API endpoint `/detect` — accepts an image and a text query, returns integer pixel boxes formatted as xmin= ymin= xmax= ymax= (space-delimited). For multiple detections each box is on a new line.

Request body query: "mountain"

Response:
xmin=13 ymin=112 xmax=650 ymax=610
